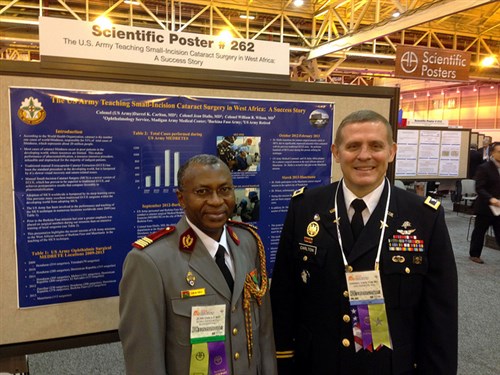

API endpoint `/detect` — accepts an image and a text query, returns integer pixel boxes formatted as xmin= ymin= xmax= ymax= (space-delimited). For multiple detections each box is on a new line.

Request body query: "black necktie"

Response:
xmin=351 ymin=199 xmax=366 ymax=242
xmin=215 ymin=245 xmax=234 ymax=292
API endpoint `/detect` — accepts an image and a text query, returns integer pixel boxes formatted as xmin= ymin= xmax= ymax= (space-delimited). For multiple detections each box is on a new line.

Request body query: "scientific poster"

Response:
xmin=10 ymin=88 xmax=334 ymax=307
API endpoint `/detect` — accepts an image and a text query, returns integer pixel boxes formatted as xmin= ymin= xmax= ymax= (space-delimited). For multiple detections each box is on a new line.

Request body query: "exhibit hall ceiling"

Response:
xmin=1 ymin=0 xmax=499 ymax=87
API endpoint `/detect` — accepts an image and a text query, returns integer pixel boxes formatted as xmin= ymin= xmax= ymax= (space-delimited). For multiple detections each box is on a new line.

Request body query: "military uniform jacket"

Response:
xmin=270 ymin=182 xmax=458 ymax=375
xmin=119 ymin=216 xmax=277 ymax=375
xmin=473 ymin=159 xmax=500 ymax=216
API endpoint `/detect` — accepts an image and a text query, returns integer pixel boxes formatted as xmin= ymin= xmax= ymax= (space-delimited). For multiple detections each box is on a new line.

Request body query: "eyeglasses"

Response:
xmin=189 ymin=186 xmax=235 ymax=199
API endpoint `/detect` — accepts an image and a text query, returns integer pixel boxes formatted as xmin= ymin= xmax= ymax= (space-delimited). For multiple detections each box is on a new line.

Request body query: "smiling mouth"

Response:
xmin=206 ymin=211 xmax=227 ymax=219
xmin=355 ymin=166 xmax=374 ymax=171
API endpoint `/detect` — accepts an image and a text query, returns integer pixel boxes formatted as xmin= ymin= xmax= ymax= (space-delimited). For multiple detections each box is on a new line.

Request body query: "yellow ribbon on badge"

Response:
xmin=368 ymin=304 xmax=392 ymax=350
xmin=189 ymin=342 xmax=209 ymax=375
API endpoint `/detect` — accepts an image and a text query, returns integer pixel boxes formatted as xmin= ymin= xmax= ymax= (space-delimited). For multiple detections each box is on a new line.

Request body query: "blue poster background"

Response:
xmin=10 ymin=88 xmax=334 ymax=307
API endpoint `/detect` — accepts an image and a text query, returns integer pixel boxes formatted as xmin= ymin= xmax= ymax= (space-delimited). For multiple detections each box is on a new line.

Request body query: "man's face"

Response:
xmin=332 ymin=121 xmax=397 ymax=197
xmin=484 ymin=137 xmax=491 ymax=147
xmin=176 ymin=163 xmax=235 ymax=240
xmin=492 ymin=145 xmax=500 ymax=163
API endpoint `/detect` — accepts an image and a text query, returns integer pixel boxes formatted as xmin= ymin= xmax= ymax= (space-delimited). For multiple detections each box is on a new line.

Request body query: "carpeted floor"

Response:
xmin=24 ymin=196 xmax=500 ymax=375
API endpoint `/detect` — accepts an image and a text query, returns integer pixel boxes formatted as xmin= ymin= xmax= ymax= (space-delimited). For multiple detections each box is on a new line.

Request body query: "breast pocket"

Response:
xmin=295 ymin=242 xmax=327 ymax=268
xmin=170 ymin=294 xmax=219 ymax=345
xmin=381 ymin=252 xmax=428 ymax=308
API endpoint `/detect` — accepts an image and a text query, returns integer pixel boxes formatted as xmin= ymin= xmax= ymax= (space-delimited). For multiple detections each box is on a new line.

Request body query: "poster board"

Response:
xmin=0 ymin=70 xmax=395 ymax=351
xmin=395 ymin=127 xmax=470 ymax=180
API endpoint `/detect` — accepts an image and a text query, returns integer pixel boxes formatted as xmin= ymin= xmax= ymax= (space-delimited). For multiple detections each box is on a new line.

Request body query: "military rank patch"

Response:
xmin=132 ymin=226 xmax=175 ymax=250
xmin=424 ymin=196 xmax=440 ymax=210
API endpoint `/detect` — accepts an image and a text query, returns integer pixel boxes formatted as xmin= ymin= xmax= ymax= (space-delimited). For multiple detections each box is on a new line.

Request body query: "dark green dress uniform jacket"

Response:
xmin=119 ymin=216 xmax=277 ymax=375
xmin=270 ymin=182 xmax=458 ymax=375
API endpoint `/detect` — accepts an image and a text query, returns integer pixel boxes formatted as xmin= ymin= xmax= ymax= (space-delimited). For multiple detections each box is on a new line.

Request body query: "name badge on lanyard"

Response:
xmin=346 ymin=270 xmax=392 ymax=352
xmin=189 ymin=304 xmax=229 ymax=375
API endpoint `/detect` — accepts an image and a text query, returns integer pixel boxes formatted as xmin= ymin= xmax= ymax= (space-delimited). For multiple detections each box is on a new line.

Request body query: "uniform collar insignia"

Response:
xmin=227 ymin=225 xmax=240 ymax=245
xmin=179 ymin=227 xmax=197 ymax=252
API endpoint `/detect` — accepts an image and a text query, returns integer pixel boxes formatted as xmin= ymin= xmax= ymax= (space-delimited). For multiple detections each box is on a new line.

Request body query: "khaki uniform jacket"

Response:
xmin=119 ymin=216 xmax=277 ymax=375
xmin=270 ymin=182 xmax=458 ymax=375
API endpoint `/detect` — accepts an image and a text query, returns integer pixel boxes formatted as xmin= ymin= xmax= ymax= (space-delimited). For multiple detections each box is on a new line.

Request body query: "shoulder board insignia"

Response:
xmin=424 ymin=196 xmax=440 ymax=210
xmin=292 ymin=187 xmax=306 ymax=198
xmin=132 ymin=226 xmax=175 ymax=250
xmin=179 ymin=227 xmax=197 ymax=253
xmin=228 ymin=219 xmax=258 ymax=231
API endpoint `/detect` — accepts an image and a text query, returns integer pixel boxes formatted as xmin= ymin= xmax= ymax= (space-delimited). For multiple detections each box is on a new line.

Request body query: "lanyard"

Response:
xmin=334 ymin=178 xmax=391 ymax=271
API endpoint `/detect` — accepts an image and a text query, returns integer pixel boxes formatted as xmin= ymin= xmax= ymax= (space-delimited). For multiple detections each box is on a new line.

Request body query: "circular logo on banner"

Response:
xmin=400 ymin=51 xmax=419 ymax=73
xmin=17 ymin=96 xmax=46 ymax=125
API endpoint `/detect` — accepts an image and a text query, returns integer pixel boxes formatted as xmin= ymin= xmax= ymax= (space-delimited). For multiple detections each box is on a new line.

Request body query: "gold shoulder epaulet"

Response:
xmin=132 ymin=226 xmax=175 ymax=250
xmin=424 ymin=196 xmax=440 ymax=210
xmin=292 ymin=186 xmax=306 ymax=198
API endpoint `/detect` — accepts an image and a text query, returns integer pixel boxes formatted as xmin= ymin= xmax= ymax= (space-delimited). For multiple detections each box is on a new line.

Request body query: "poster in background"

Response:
xmin=10 ymin=88 xmax=334 ymax=308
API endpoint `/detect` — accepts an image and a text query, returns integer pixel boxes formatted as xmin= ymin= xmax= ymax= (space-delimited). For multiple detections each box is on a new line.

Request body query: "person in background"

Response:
xmin=469 ymin=142 xmax=500 ymax=264
xmin=270 ymin=109 xmax=457 ymax=375
xmin=235 ymin=149 xmax=250 ymax=171
xmin=478 ymin=136 xmax=492 ymax=162
xmin=468 ymin=143 xmax=483 ymax=179
xmin=119 ymin=154 xmax=277 ymax=375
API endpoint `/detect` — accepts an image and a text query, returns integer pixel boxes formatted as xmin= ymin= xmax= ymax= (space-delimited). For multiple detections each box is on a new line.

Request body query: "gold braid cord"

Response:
xmin=238 ymin=223 xmax=268 ymax=364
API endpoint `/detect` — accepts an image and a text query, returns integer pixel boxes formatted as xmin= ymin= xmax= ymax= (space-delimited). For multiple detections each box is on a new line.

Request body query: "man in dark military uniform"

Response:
xmin=271 ymin=110 xmax=458 ymax=375
xmin=217 ymin=135 xmax=238 ymax=171
xmin=120 ymin=154 xmax=277 ymax=375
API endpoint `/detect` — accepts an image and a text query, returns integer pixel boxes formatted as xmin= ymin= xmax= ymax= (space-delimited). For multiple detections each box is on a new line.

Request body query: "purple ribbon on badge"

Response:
xmin=208 ymin=341 xmax=229 ymax=375
xmin=357 ymin=304 xmax=373 ymax=351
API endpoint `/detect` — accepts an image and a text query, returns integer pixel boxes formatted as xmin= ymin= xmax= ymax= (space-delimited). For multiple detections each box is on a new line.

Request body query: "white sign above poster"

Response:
xmin=39 ymin=16 xmax=290 ymax=76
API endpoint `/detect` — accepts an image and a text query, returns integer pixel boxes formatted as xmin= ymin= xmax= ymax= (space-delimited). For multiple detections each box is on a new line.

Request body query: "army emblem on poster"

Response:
xmin=17 ymin=97 xmax=46 ymax=125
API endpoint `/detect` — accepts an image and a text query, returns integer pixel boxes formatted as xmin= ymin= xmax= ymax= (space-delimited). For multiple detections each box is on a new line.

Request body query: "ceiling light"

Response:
xmin=392 ymin=12 xmax=401 ymax=18
xmin=491 ymin=85 xmax=495 ymax=89
xmin=124 ymin=0 xmax=140 ymax=5
xmin=94 ymin=16 xmax=112 ymax=29
xmin=427 ymin=92 xmax=430 ymax=97
xmin=413 ymin=93 xmax=417 ymax=99
xmin=217 ymin=29 xmax=233 ymax=44
xmin=239 ymin=14 xmax=255 ymax=20
xmin=481 ymin=55 xmax=497 ymax=67
xmin=293 ymin=0 xmax=304 ymax=7
xmin=456 ymin=88 xmax=460 ymax=93
xmin=441 ymin=90 xmax=445 ymax=95
xmin=473 ymin=86 xmax=477 ymax=92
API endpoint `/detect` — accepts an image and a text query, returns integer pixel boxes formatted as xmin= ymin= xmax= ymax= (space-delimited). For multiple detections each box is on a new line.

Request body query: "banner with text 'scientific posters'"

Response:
xmin=10 ymin=88 xmax=334 ymax=308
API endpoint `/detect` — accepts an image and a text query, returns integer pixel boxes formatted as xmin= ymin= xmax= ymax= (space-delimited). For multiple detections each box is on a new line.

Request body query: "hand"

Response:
xmin=490 ymin=197 xmax=500 ymax=207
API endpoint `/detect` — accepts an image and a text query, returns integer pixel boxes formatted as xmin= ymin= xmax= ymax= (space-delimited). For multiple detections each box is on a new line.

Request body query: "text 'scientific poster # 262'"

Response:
xmin=10 ymin=88 xmax=334 ymax=308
